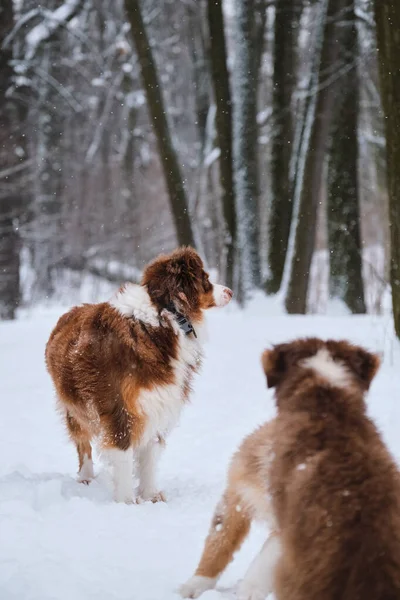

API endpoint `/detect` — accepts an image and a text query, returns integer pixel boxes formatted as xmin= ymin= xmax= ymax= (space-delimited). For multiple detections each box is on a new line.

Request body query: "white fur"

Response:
xmin=107 ymin=448 xmax=134 ymax=503
xmin=137 ymin=439 xmax=164 ymax=500
xmin=109 ymin=284 xmax=206 ymax=499
xmin=77 ymin=453 xmax=94 ymax=482
xmin=212 ymin=284 xmax=231 ymax=307
xmin=237 ymin=535 xmax=281 ymax=600
xmin=109 ymin=285 xmax=203 ymax=447
xmin=109 ymin=283 xmax=159 ymax=325
xmin=134 ymin=324 xmax=203 ymax=493
xmin=302 ymin=347 xmax=351 ymax=388
xmin=137 ymin=320 xmax=203 ymax=445
xmin=179 ymin=575 xmax=218 ymax=599
xmin=237 ymin=483 xmax=276 ymax=526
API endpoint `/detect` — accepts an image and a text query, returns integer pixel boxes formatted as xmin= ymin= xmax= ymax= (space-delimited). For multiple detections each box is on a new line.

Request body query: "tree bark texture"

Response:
xmin=207 ymin=0 xmax=236 ymax=289
xmin=374 ymin=0 xmax=400 ymax=337
xmin=327 ymin=0 xmax=366 ymax=314
xmin=0 ymin=0 xmax=24 ymax=319
xmin=285 ymin=0 xmax=345 ymax=314
xmin=124 ymin=0 xmax=195 ymax=248
xmin=266 ymin=0 xmax=296 ymax=294
xmin=233 ymin=0 xmax=262 ymax=296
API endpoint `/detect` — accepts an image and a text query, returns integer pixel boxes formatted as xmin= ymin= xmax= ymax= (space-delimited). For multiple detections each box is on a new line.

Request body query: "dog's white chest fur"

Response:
xmin=138 ymin=327 xmax=203 ymax=445
xmin=110 ymin=284 xmax=204 ymax=446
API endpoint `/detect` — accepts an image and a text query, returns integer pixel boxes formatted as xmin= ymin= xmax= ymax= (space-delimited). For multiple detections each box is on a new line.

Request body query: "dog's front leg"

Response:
xmin=180 ymin=489 xmax=252 ymax=598
xmin=236 ymin=532 xmax=280 ymax=600
xmin=106 ymin=447 xmax=134 ymax=503
xmin=136 ymin=436 xmax=166 ymax=503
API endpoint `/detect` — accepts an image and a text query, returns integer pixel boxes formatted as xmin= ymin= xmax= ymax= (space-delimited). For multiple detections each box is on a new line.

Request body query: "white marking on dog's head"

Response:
xmin=109 ymin=284 xmax=159 ymax=326
xmin=301 ymin=347 xmax=351 ymax=388
xmin=212 ymin=284 xmax=233 ymax=307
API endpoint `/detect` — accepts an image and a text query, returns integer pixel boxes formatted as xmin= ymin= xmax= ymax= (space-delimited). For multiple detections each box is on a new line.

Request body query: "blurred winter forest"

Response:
xmin=1 ymin=0 xmax=400 ymax=328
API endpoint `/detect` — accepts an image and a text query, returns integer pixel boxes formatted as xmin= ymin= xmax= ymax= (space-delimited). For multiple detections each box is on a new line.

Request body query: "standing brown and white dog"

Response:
xmin=181 ymin=338 xmax=400 ymax=600
xmin=45 ymin=247 xmax=232 ymax=503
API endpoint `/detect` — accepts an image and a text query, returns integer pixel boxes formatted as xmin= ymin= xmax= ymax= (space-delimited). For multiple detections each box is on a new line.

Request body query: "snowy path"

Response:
xmin=1 ymin=303 xmax=400 ymax=600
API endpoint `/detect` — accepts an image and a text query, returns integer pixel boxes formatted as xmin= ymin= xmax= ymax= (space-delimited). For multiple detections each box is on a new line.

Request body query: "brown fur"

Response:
xmin=181 ymin=338 xmax=400 ymax=600
xmin=45 ymin=247 xmax=232 ymax=500
xmin=192 ymin=421 xmax=277 ymax=581
xmin=142 ymin=246 xmax=217 ymax=318
xmin=265 ymin=338 xmax=400 ymax=600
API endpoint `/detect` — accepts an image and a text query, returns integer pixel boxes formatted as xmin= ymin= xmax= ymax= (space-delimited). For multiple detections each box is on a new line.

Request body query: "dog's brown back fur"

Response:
xmin=264 ymin=338 xmax=400 ymax=600
xmin=46 ymin=302 xmax=180 ymax=450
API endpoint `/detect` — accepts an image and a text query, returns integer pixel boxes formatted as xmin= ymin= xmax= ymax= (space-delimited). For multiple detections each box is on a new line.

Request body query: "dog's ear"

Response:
xmin=349 ymin=347 xmax=381 ymax=390
xmin=328 ymin=340 xmax=381 ymax=390
xmin=261 ymin=347 xmax=286 ymax=388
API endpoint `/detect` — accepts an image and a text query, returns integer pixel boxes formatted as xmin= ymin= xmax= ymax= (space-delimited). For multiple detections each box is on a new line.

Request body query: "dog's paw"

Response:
xmin=77 ymin=477 xmax=92 ymax=485
xmin=236 ymin=579 xmax=268 ymax=600
xmin=77 ymin=458 xmax=94 ymax=484
xmin=114 ymin=489 xmax=135 ymax=504
xmin=115 ymin=496 xmax=135 ymax=504
xmin=151 ymin=490 xmax=166 ymax=503
xmin=179 ymin=575 xmax=217 ymax=598
xmin=136 ymin=490 xmax=166 ymax=504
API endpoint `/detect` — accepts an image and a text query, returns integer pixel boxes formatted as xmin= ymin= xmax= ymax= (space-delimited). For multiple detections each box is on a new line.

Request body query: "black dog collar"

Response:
xmin=166 ymin=303 xmax=197 ymax=338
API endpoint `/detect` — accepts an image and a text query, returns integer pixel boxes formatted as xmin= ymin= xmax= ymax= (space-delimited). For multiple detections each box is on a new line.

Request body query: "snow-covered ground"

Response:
xmin=1 ymin=296 xmax=400 ymax=600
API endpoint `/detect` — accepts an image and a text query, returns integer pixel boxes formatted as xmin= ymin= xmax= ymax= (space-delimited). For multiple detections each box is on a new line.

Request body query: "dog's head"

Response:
xmin=261 ymin=337 xmax=380 ymax=394
xmin=142 ymin=246 xmax=233 ymax=318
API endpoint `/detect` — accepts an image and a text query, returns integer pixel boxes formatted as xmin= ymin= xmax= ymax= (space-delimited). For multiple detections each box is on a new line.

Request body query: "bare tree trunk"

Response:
xmin=0 ymin=198 xmax=21 ymax=320
xmin=266 ymin=0 xmax=296 ymax=294
xmin=233 ymin=0 xmax=262 ymax=297
xmin=0 ymin=0 xmax=25 ymax=319
xmin=285 ymin=0 xmax=344 ymax=314
xmin=33 ymin=44 xmax=64 ymax=296
xmin=187 ymin=2 xmax=209 ymax=151
xmin=327 ymin=1 xmax=366 ymax=314
xmin=124 ymin=0 xmax=195 ymax=248
xmin=254 ymin=0 xmax=268 ymax=82
xmin=207 ymin=0 xmax=236 ymax=289
xmin=374 ymin=0 xmax=400 ymax=337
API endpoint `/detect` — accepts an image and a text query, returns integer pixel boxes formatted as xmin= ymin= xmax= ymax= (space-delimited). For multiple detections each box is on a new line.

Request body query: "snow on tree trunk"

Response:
xmin=327 ymin=0 xmax=366 ymax=314
xmin=233 ymin=0 xmax=262 ymax=298
xmin=124 ymin=0 xmax=195 ymax=249
xmin=266 ymin=0 xmax=296 ymax=294
xmin=32 ymin=42 xmax=64 ymax=296
xmin=284 ymin=0 xmax=344 ymax=314
xmin=207 ymin=0 xmax=236 ymax=290
xmin=374 ymin=0 xmax=400 ymax=338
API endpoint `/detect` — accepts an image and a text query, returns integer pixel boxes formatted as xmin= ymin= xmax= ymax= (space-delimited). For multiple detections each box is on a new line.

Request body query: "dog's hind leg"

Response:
xmin=237 ymin=532 xmax=281 ymax=600
xmin=65 ymin=411 xmax=94 ymax=484
xmin=180 ymin=487 xmax=251 ymax=598
xmin=273 ymin=555 xmax=298 ymax=600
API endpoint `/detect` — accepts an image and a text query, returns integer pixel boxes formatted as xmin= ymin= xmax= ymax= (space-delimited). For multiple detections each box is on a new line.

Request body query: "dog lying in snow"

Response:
xmin=45 ymin=247 xmax=232 ymax=503
xmin=181 ymin=337 xmax=400 ymax=600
